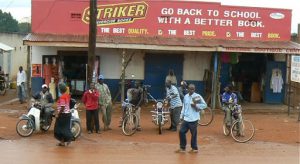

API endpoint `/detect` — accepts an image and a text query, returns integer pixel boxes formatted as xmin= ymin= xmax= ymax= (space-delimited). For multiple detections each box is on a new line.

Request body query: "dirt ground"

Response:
xmin=0 ymin=99 xmax=299 ymax=164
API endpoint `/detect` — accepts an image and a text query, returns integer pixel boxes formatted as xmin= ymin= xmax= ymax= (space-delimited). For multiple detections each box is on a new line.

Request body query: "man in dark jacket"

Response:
xmin=33 ymin=84 xmax=54 ymax=126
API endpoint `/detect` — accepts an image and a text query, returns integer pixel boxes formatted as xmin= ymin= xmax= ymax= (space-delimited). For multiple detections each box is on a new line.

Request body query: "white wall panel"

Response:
xmin=125 ymin=51 xmax=144 ymax=79
xmin=97 ymin=49 xmax=122 ymax=79
xmin=183 ymin=52 xmax=211 ymax=81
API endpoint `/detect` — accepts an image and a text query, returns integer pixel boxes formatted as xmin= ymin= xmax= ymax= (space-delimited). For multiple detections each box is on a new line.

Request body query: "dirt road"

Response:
xmin=0 ymin=101 xmax=299 ymax=164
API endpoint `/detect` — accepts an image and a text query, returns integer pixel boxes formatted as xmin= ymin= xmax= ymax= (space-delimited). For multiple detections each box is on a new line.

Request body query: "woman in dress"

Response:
xmin=54 ymin=83 xmax=73 ymax=146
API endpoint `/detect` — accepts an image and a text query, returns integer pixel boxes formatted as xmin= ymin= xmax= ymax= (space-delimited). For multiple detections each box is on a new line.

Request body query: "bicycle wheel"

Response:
xmin=222 ymin=118 xmax=231 ymax=136
xmin=198 ymin=107 xmax=214 ymax=126
xmin=122 ymin=114 xmax=138 ymax=136
xmin=231 ymin=119 xmax=255 ymax=143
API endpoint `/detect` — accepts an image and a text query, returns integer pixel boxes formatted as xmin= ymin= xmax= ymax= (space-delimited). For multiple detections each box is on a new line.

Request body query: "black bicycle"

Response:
xmin=121 ymin=100 xmax=138 ymax=136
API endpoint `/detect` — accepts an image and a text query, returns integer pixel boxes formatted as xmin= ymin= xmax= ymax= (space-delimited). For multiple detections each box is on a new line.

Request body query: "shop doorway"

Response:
xmin=57 ymin=51 xmax=100 ymax=96
xmin=221 ymin=53 xmax=267 ymax=103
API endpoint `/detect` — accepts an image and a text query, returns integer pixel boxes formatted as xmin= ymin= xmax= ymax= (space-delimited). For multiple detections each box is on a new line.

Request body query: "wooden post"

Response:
xmin=121 ymin=50 xmax=126 ymax=102
xmin=87 ymin=0 xmax=97 ymax=84
xmin=287 ymin=54 xmax=291 ymax=116
xmin=211 ymin=52 xmax=218 ymax=110
xmin=26 ymin=46 xmax=31 ymax=98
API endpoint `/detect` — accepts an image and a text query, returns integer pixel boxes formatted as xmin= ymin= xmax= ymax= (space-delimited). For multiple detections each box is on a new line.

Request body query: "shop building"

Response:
xmin=24 ymin=0 xmax=300 ymax=107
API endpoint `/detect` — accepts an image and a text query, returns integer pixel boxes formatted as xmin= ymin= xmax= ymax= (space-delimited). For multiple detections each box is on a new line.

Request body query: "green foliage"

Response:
xmin=18 ymin=22 xmax=31 ymax=33
xmin=0 ymin=10 xmax=19 ymax=32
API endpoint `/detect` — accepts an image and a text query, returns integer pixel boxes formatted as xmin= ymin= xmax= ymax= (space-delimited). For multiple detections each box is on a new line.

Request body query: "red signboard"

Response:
xmin=32 ymin=64 xmax=42 ymax=77
xmin=32 ymin=0 xmax=292 ymax=41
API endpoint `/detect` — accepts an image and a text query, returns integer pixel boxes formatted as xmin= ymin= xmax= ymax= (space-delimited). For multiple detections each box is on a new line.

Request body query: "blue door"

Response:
xmin=264 ymin=61 xmax=286 ymax=104
xmin=144 ymin=54 xmax=183 ymax=99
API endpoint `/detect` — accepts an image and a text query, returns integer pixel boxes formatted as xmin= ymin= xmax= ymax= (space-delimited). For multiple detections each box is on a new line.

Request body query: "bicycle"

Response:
xmin=222 ymin=104 xmax=255 ymax=143
xmin=198 ymin=107 xmax=214 ymax=126
xmin=121 ymin=100 xmax=138 ymax=136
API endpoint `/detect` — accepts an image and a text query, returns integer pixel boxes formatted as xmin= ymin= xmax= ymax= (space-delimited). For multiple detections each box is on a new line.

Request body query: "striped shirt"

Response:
xmin=166 ymin=85 xmax=182 ymax=109
xmin=57 ymin=93 xmax=71 ymax=113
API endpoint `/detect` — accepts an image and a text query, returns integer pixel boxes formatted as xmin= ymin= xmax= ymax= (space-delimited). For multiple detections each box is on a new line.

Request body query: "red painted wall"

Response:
xmin=32 ymin=0 xmax=292 ymax=41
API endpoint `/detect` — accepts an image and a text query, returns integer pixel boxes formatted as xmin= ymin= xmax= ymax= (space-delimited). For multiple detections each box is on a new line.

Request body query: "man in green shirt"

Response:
xmin=95 ymin=75 xmax=113 ymax=131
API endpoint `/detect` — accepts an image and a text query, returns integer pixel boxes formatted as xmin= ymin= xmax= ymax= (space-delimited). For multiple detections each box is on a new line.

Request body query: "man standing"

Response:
xmin=166 ymin=80 xmax=182 ymax=131
xmin=17 ymin=66 xmax=26 ymax=104
xmin=82 ymin=83 xmax=100 ymax=134
xmin=95 ymin=75 xmax=113 ymax=131
xmin=177 ymin=84 xmax=207 ymax=153
xmin=165 ymin=69 xmax=177 ymax=86
xmin=178 ymin=81 xmax=188 ymax=101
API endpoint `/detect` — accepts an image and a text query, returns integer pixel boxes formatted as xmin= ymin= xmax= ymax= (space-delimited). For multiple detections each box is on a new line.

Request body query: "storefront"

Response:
xmin=24 ymin=0 xmax=300 ymax=106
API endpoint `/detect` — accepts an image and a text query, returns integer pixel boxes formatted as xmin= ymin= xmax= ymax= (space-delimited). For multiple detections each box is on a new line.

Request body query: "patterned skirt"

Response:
xmin=54 ymin=113 xmax=73 ymax=142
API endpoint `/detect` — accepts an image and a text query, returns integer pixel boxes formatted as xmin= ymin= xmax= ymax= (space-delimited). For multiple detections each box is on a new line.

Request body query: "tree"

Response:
xmin=18 ymin=22 xmax=31 ymax=33
xmin=0 ymin=10 xmax=19 ymax=32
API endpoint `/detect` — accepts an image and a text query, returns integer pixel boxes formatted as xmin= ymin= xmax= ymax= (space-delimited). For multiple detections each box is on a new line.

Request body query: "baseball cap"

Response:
xmin=42 ymin=84 xmax=48 ymax=88
xmin=98 ymin=75 xmax=104 ymax=79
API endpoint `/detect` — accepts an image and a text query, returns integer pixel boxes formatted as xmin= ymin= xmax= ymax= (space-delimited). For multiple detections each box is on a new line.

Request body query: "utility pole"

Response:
xmin=26 ymin=46 xmax=31 ymax=98
xmin=121 ymin=50 xmax=126 ymax=102
xmin=87 ymin=0 xmax=97 ymax=85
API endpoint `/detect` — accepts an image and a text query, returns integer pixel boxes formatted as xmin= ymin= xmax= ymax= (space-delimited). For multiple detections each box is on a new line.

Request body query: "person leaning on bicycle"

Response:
xmin=221 ymin=84 xmax=242 ymax=130
xmin=121 ymin=80 xmax=143 ymax=131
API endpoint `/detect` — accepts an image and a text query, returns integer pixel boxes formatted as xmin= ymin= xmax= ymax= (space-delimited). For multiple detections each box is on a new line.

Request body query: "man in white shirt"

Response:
xmin=17 ymin=66 xmax=26 ymax=104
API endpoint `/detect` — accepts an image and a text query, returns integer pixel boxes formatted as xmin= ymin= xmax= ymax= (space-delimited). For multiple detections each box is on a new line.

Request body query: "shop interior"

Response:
xmin=221 ymin=53 xmax=270 ymax=103
xmin=42 ymin=51 xmax=99 ymax=97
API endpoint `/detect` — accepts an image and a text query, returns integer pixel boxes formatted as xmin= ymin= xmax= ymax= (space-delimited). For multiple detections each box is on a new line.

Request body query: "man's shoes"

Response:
xmin=236 ymin=133 xmax=244 ymax=137
xmin=56 ymin=142 xmax=65 ymax=146
xmin=175 ymin=148 xmax=186 ymax=153
xmin=96 ymin=131 xmax=101 ymax=134
xmin=104 ymin=126 xmax=112 ymax=131
xmin=88 ymin=131 xmax=92 ymax=134
xmin=136 ymin=126 xmax=142 ymax=131
xmin=189 ymin=149 xmax=198 ymax=153
xmin=65 ymin=141 xmax=71 ymax=146
xmin=167 ymin=128 xmax=177 ymax=131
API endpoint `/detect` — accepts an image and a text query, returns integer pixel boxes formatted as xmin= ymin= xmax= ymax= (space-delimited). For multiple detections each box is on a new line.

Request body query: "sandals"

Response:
xmin=56 ymin=142 xmax=65 ymax=146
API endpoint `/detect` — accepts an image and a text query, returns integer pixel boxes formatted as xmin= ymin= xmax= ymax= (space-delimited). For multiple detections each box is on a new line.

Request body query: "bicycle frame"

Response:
xmin=121 ymin=100 xmax=138 ymax=136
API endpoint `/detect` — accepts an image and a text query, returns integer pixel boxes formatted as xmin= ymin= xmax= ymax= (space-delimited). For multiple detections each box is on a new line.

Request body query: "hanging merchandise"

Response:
xmin=230 ymin=53 xmax=239 ymax=64
xmin=43 ymin=57 xmax=52 ymax=86
xmin=49 ymin=77 xmax=57 ymax=100
xmin=270 ymin=68 xmax=283 ymax=93
xmin=51 ymin=57 xmax=59 ymax=84
xmin=221 ymin=53 xmax=230 ymax=63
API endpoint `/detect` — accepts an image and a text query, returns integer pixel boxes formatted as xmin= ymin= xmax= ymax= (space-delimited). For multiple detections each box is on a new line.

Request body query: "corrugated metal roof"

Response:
xmin=0 ymin=43 xmax=13 ymax=51
xmin=23 ymin=33 xmax=300 ymax=53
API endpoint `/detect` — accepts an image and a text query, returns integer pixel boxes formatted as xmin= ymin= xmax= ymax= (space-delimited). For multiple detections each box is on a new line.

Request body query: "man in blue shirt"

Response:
xmin=177 ymin=84 xmax=207 ymax=153
xmin=166 ymin=80 xmax=182 ymax=131
xmin=221 ymin=84 xmax=238 ymax=127
xmin=222 ymin=84 xmax=243 ymax=135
